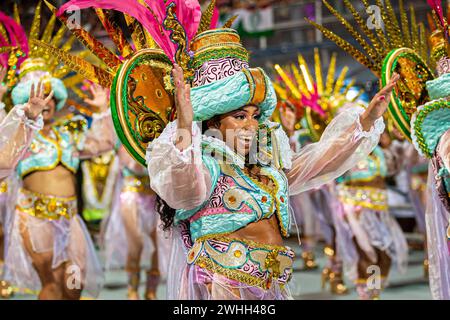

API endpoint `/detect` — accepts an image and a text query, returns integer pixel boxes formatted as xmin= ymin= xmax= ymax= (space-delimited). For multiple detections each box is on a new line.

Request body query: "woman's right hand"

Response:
xmin=23 ymin=81 xmax=54 ymax=120
xmin=172 ymin=64 xmax=193 ymax=151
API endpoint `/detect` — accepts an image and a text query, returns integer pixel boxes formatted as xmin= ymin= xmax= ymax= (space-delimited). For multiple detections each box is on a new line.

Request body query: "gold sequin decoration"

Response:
xmin=17 ymin=189 xmax=77 ymax=221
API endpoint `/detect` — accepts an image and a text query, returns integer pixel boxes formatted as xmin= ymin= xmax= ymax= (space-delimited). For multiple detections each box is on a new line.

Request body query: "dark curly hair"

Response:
xmin=155 ymin=195 xmax=176 ymax=231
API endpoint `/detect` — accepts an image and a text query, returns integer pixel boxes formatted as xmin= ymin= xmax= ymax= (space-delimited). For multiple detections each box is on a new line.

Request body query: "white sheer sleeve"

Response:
xmin=146 ymin=121 xmax=213 ymax=210
xmin=0 ymin=104 xmax=43 ymax=180
xmin=286 ymin=107 xmax=385 ymax=195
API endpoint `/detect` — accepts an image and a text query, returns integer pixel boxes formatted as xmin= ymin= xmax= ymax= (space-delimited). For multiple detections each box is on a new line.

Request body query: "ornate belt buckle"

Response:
xmin=265 ymin=249 xmax=281 ymax=284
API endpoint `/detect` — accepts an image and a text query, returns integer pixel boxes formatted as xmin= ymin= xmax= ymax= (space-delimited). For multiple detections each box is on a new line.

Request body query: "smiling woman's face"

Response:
xmin=207 ymin=105 xmax=260 ymax=156
xmin=42 ymin=97 xmax=56 ymax=123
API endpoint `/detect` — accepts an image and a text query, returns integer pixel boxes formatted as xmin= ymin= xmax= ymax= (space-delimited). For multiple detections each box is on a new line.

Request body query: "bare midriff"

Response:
xmin=224 ymin=165 xmax=284 ymax=246
xmin=228 ymin=215 xmax=284 ymax=246
xmin=23 ymin=165 xmax=76 ymax=197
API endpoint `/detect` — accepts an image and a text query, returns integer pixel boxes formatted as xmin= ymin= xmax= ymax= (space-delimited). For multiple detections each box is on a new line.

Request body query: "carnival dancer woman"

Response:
xmin=46 ymin=0 xmax=395 ymax=300
xmin=308 ymin=0 xmax=450 ymax=299
xmin=103 ymin=145 xmax=170 ymax=300
xmin=146 ymin=34 xmax=399 ymax=299
xmin=0 ymin=2 xmax=117 ymax=299
xmin=334 ymin=131 xmax=409 ymax=299
xmin=0 ymin=8 xmax=48 ymax=297
xmin=2 ymin=69 xmax=114 ymax=299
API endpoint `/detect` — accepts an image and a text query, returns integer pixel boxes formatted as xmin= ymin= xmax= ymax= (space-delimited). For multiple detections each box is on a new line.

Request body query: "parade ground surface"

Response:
xmin=8 ymin=236 xmax=431 ymax=300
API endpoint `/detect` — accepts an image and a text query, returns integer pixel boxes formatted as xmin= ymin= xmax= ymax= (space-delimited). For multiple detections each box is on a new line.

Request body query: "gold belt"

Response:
xmin=188 ymin=236 xmax=295 ymax=290
xmin=338 ymin=185 xmax=388 ymax=211
xmin=17 ymin=189 xmax=77 ymax=221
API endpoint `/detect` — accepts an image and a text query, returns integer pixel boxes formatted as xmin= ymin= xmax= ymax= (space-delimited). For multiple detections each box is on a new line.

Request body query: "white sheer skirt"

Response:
xmin=102 ymin=191 xmax=171 ymax=275
xmin=334 ymin=186 xmax=409 ymax=282
xmin=3 ymin=190 xmax=103 ymax=298
xmin=177 ymin=265 xmax=293 ymax=300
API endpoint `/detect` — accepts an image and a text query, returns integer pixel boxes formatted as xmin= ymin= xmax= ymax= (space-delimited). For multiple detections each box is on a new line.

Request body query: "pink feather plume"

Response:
xmin=301 ymin=87 xmax=326 ymax=117
xmin=210 ymin=6 xmax=219 ymax=29
xmin=427 ymin=0 xmax=448 ymax=36
xmin=0 ymin=10 xmax=29 ymax=68
xmin=58 ymin=0 xmax=202 ymax=62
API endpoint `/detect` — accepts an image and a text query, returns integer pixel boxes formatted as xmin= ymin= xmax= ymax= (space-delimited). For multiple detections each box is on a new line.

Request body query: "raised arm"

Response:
xmin=0 ymin=81 xmax=50 ymax=179
xmin=79 ymin=84 xmax=115 ymax=158
xmin=146 ymin=64 xmax=213 ymax=210
xmin=286 ymin=74 xmax=399 ymax=195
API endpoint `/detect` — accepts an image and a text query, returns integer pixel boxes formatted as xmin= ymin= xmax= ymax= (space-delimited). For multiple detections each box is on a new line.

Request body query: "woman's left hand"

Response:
xmin=83 ymin=83 xmax=110 ymax=113
xmin=360 ymin=73 xmax=400 ymax=131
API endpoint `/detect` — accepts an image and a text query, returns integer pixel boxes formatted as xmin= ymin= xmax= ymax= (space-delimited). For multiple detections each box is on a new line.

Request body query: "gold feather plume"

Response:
xmin=306 ymin=0 xmax=429 ymax=77
xmin=274 ymin=48 xmax=362 ymax=115
xmin=0 ymin=1 xmax=88 ymax=90
xmin=273 ymin=48 xmax=363 ymax=141
xmin=37 ymin=0 xmax=222 ymax=89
